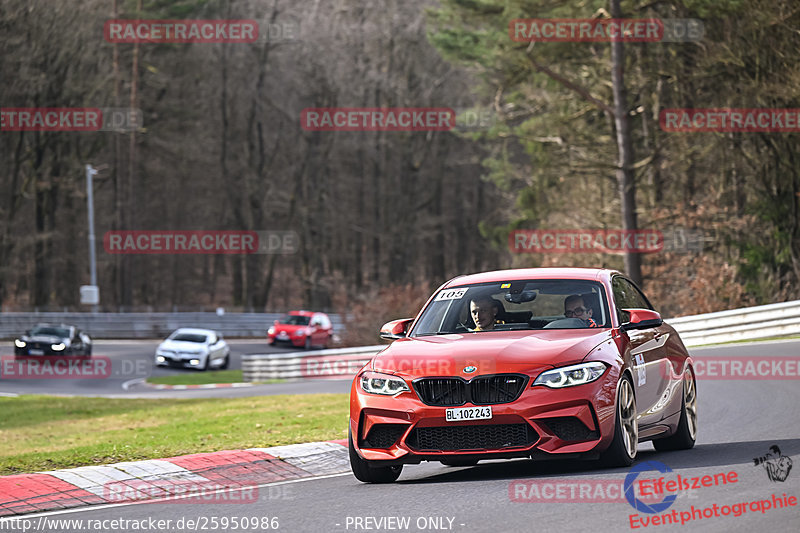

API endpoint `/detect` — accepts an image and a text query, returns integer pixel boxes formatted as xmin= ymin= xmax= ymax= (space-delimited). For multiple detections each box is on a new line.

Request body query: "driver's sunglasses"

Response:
xmin=565 ymin=307 xmax=587 ymax=317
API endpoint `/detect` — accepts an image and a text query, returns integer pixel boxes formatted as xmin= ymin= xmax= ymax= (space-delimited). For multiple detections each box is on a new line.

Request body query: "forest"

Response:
xmin=1 ymin=0 xmax=798 ymax=340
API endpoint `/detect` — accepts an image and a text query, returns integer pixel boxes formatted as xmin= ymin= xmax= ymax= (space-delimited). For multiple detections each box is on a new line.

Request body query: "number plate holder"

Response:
xmin=445 ymin=406 xmax=492 ymax=422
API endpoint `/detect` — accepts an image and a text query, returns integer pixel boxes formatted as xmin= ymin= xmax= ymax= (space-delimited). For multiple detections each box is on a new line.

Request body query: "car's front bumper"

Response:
xmin=155 ymin=354 xmax=207 ymax=368
xmin=268 ymin=334 xmax=305 ymax=347
xmin=15 ymin=344 xmax=70 ymax=356
xmin=350 ymin=369 xmax=620 ymax=465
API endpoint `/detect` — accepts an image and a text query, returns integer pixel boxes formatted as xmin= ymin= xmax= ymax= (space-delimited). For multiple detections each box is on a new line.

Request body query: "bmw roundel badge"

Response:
xmin=463 ymin=365 xmax=477 ymax=373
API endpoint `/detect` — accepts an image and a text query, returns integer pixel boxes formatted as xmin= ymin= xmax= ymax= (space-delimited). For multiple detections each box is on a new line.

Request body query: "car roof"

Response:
xmin=442 ymin=267 xmax=619 ymax=288
xmin=288 ymin=310 xmax=316 ymax=317
xmin=171 ymin=328 xmax=215 ymax=335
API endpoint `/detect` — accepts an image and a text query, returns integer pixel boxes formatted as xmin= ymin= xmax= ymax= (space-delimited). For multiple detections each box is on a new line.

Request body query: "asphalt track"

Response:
xmin=0 ymin=340 xmax=351 ymax=398
xmin=1 ymin=339 xmax=799 ymax=532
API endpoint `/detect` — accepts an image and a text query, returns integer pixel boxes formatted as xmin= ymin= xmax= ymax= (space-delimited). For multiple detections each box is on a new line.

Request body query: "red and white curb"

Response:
xmin=0 ymin=440 xmax=349 ymax=517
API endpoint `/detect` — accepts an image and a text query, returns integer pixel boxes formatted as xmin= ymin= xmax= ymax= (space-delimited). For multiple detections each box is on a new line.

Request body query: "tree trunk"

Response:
xmin=610 ymin=0 xmax=642 ymax=286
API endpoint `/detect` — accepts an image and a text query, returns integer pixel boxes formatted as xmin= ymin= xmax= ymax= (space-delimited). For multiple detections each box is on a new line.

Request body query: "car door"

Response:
xmin=612 ymin=276 xmax=671 ymax=427
xmin=310 ymin=315 xmax=324 ymax=345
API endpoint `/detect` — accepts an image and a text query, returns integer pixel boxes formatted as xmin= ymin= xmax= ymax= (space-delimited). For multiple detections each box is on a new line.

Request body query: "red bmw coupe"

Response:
xmin=349 ymin=268 xmax=697 ymax=482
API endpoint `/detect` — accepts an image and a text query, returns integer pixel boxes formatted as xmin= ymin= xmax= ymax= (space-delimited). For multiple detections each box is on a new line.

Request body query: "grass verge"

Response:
xmin=0 ymin=394 xmax=348 ymax=476
xmin=146 ymin=370 xmax=245 ymax=385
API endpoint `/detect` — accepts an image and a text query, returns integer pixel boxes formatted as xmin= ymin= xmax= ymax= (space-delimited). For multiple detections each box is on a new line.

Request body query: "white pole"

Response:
xmin=86 ymin=164 xmax=98 ymax=312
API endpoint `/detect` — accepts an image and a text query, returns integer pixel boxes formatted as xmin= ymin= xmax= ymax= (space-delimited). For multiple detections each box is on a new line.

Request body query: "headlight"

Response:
xmin=14 ymin=339 xmax=26 ymax=348
xmin=189 ymin=359 xmax=200 ymax=365
xmin=294 ymin=329 xmax=306 ymax=337
xmin=268 ymin=327 xmax=275 ymax=335
xmin=156 ymin=356 xmax=165 ymax=363
xmin=360 ymin=371 xmax=410 ymax=395
xmin=51 ymin=343 xmax=66 ymax=351
xmin=533 ymin=362 xmax=608 ymax=388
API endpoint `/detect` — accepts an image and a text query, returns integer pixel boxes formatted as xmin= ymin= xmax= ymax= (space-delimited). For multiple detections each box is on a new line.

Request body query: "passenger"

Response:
xmin=564 ymin=294 xmax=599 ymax=328
xmin=469 ymin=296 xmax=499 ymax=331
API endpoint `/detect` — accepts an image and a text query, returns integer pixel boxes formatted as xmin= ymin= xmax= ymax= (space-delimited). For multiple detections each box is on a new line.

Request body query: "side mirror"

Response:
xmin=620 ymin=308 xmax=663 ymax=331
xmin=379 ymin=318 xmax=413 ymax=340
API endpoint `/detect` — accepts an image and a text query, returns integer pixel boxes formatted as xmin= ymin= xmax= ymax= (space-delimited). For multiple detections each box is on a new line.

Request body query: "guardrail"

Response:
xmin=0 ymin=312 xmax=344 ymax=339
xmin=242 ymin=345 xmax=384 ymax=381
xmin=241 ymin=300 xmax=800 ymax=382
xmin=666 ymin=300 xmax=800 ymax=347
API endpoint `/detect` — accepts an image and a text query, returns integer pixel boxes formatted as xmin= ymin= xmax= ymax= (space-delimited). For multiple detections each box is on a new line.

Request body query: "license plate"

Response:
xmin=278 ymin=332 xmax=289 ymax=339
xmin=28 ymin=349 xmax=44 ymax=355
xmin=445 ymin=406 xmax=492 ymax=422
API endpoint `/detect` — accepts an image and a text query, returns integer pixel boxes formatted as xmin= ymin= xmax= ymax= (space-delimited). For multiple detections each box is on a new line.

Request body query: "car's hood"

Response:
xmin=23 ymin=335 xmax=68 ymax=344
xmin=371 ymin=329 xmax=611 ymax=378
xmin=158 ymin=340 xmax=208 ymax=352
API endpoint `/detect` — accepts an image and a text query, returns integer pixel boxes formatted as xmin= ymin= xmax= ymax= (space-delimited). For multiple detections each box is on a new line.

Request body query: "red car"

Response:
xmin=268 ymin=311 xmax=333 ymax=349
xmin=349 ymin=268 xmax=697 ymax=482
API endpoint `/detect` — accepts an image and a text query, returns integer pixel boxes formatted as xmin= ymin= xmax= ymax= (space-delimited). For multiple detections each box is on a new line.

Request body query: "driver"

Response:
xmin=564 ymin=294 xmax=599 ymax=328
xmin=470 ymin=296 xmax=499 ymax=331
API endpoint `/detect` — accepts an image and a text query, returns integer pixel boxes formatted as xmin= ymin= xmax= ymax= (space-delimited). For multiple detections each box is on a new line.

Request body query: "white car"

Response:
xmin=155 ymin=328 xmax=230 ymax=371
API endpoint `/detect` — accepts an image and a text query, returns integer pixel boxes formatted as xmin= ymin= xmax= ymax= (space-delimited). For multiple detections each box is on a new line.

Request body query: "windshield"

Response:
xmin=411 ymin=279 xmax=610 ymax=336
xmin=169 ymin=332 xmax=208 ymax=343
xmin=279 ymin=315 xmax=310 ymax=326
xmin=29 ymin=326 xmax=70 ymax=338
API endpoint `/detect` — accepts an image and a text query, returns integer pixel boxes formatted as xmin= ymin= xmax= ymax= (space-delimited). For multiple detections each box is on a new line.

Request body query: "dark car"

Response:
xmin=14 ymin=324 xmax=93 ymax=356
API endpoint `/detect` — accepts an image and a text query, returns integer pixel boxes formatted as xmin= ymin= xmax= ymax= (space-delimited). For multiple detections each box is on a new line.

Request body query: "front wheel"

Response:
xmin=304 ymin=336 xmax=312 ymax=350
xmin=599 ymin=375 xmax=638 ymax=467
xmin=349 ymin=429 xmax=403 ymax=483
xmin=653 ymin=370 xmax=697 ymax=451
xmin=219 ymin=352 xmax=230 ymax=370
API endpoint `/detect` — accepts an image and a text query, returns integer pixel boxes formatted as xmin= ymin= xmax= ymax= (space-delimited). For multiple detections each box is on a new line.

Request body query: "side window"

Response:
xmin=612 ymin=276 xmax=652 ymax=311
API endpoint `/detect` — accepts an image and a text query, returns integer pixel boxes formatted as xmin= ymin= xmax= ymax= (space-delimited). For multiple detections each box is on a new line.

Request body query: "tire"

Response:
xmin=304 ymin=336 xmax=312 ymax=350
xmin=219 ymin=352 xmax=230 ymax=370
xmin=349 ymin=429 xmax=403 ymax=483
xmin=653 ymin=370 xmax=697 ymax=451
xmin=599 ymin=375 xmax=638 ymax=467
xmin=200 ymin=355 xmax=210 ymax=371
xmin=440 ymin=458 xmax=479 ymax=467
